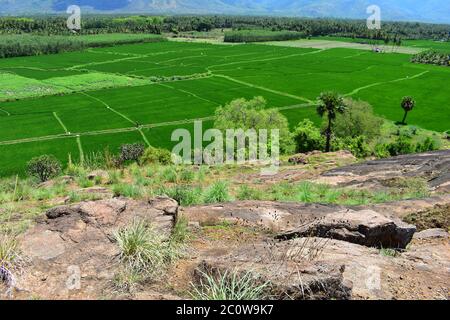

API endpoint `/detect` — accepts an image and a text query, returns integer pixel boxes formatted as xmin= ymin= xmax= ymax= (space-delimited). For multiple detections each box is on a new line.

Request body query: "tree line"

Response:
xmin=1 ymin=15 xmax=449 ymax=40
xmin=224 ymin=30 xmax=307 ymax=43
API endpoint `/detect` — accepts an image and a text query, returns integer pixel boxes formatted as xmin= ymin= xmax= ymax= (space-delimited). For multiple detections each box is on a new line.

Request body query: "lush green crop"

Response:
xmin=0 ymin=40 xmax=449 ymax=176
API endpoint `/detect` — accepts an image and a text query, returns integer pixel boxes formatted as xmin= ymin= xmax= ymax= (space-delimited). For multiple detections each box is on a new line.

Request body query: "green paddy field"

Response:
xmin=0 ymin=39 xmax=449 ymax=176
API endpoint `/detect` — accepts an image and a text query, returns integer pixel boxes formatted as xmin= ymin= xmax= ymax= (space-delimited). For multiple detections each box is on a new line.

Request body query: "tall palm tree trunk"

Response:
xmin=325 ymin=117 xmax=332 ymax=152
xmin=402 ymin=110 xmax=408 ymax=124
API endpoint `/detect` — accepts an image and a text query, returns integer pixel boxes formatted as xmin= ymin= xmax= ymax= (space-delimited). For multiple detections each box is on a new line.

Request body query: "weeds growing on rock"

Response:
xmin=114 ymin=219 xmax=167 ymax=289
xmin=0 ymin=234 xmax=22 ymax=296
xmin=113 ymin=217 xmax=189 ymax=292
xmin=190 ymin=268 xmax=270 ymax=300
xmin=380 ymin=247 xmax=398 ymax=257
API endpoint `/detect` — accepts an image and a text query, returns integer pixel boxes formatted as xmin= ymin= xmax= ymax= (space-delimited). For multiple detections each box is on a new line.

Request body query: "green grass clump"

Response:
xmin=113 ymin=220 xmax=167 ymax=290
xmin=190 ymin=269 xmax=270 ymax=300
xmin=112 ymin=184 xmax=143 ymax=199
xmin=380 ymin=247 xmax=398 ymax=257
xmin=163 ymin=185 xmax=203 ymax=207
xmin=236 ymin=185 xmax=263 ymax=201
xmin=203 ymin=181 xmax=230 ymax=204
xmin=113 ymin=217 xmax=188 ymax=291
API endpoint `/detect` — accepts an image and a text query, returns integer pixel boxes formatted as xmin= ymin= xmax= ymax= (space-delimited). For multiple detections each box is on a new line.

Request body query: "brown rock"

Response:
xmin=15 ymin=197 xmax=179 ymax=299
xmin=196 ymin=239 xmax=352 ymax=300
xmin=277 ymin=209 xmax=416 ymax=249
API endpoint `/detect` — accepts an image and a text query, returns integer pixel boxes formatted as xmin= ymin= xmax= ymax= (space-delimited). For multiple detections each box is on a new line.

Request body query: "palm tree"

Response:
xmin=317 ymin=92 xmax=347 ymax=152
xmin=401 ymin=96 xmax=415 ymax=125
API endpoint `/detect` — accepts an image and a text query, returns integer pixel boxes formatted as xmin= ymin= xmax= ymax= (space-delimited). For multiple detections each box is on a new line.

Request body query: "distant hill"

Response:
xmin=0 ymin=0 xmax=449 ymax=24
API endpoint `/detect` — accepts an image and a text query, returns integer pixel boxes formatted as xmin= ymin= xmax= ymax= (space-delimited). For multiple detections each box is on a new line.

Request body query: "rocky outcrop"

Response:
xmin=317 ymin=150 xmax=450 ymax=192
xmin=197 ymin=239 xmax=353 ymax=300
xmin=14 ymin=196 xmax=178 ymax=299
xmin=277 ymin=209 xmax=416 ymax=249
xmin=182 ymin=201 xmax=416 ymax=248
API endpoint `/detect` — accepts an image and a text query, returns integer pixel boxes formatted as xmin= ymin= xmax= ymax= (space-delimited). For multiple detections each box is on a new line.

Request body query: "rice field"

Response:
xmin=0 ymin=39 xmax=449 ymax=176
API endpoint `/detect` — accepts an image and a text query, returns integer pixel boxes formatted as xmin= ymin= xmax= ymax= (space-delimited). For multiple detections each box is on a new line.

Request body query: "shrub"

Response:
xmin=334 ymin=136 xmax=372 ymax=158
xmin=120 ymin=143 xmax=145 ymax=164
xmin=415 ymin=137 xmax=438 ymax=153
xmin=374 ymin=143 xmax=391 ymax=158
xmin=385 ymin=136 xmax=415 ymax=156
xmin=140 ymin=147 xmax=173 ymax=165
xmin=26 ymin=155 xmax=62 ymax=182
xmin=292 ymin=119 xmax=324 ymax=153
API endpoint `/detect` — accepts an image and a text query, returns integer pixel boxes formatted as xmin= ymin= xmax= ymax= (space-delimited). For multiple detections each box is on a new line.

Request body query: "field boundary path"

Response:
xmin=214 ymin=74 xmax=313 ymax=103
xmin=53 ymin=112 xmax=69 ymax=134
xmin=76 ymin=135 xmax=85 ymax=164
xmin=79 ymin=92 xmax=137 ymax=126
xmin=345 ymin=70 xmax=430 ymax=97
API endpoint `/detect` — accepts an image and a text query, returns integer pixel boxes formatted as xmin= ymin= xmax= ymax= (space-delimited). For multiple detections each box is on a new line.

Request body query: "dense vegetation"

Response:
xmin=411 ymin=50 xmax=450 ymax=66
xmin=224 ymin=30 xmax=306 ymax=43
xmin=1 ymin=15 xmax=449 ymax=41
xmin=0 ymin=33 xmax=165 ymax=58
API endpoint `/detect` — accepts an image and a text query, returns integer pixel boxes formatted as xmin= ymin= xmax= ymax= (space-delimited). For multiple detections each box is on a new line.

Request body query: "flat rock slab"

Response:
xmin=414 ymin=228 xmax=449 ymax=240
xmin=277 ymin=209 xmax=416 ymax=249
xmin=15 ymin=196 xmax=178 ymax=299
xmin=183 ymin=201 xmax=416 ymax=248
xmin=197 ymin=239 xmax=353 ymax=300
xmin=317 ymin=150 xmax=450 ymax=191
xmin=182 ymin=201 xmax=347 ymax=233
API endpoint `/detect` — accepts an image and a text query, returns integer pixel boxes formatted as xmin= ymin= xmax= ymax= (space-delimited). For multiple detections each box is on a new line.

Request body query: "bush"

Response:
xmin=334 ymin=136 xmax=372 ymax=158
xmin=140 ymin=147 xmax=173 ymax=165
xmin=411 ymin=50 xmax=450 ymax=67
xmin=292 ymin=119 xmax=324 ymax=153
xmin=332 ymin=99 xmax=383 ymax=139
xmin=385 ymin=135 xmax=416 ymax=156
xmin=26 ymin=155 xmax=62 ymax=182
xmin=120 ymin=143 xmax=145 ymax=164
xmin=415 ymin=137 xmax=438 ymax=153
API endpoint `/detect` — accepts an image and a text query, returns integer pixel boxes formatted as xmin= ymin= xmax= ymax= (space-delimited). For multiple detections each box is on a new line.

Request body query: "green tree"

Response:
xmin=293 ymin=119 xmax=323 ymax=153
xmin=316 ymin=92 xmax=347 ymax=152
xmin=214 ymin=97 xmax=294 ymax=154
xmin=332 ymin=99 xmax=383 ymax=139
xmin=401 ymin=96 xmax=416 ymax=125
